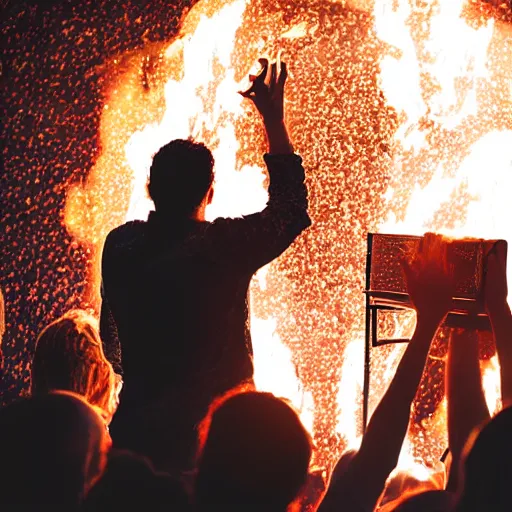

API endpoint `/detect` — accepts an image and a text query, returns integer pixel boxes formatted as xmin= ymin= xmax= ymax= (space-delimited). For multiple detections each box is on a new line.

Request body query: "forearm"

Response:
xmin=364 ymin=319 xmax=437 ymax=450
xmin=263 ymin=118 xmax=293 ymax=154
xmin=489 ymin=302 xmax=512 ymax=407
xmin=361 ymin=319 xmax=439 ymax=470
xmin=353 ymin=316 xmax=441 ymax=507
xmin=446 ymin=329 xmax=489 ymax=491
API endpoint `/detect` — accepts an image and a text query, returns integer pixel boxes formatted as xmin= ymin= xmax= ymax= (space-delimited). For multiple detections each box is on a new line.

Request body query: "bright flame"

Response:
xmin=482 ymin=355 xmax=502 ymax=415
xmin=336 ymin=334 xmax=364 ymax=448
xmin=122 ymin=0 xmax=263 ymax=223
xmin=251 ymin=314 xmax=315 ymax=434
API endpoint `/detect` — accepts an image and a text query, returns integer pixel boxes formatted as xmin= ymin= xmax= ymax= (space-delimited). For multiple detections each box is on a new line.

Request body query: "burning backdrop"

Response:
xmin=2 ymin=0 xmax=512 ymax=472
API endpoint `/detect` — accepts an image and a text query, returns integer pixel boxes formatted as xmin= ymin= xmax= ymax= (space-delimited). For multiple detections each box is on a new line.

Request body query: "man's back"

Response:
xmin=101 ymin=214 xmax=256 ymax=402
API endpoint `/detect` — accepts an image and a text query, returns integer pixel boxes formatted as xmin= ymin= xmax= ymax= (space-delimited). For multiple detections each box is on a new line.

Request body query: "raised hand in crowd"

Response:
xmin=319 ymin=233 xmax=455 ymax=512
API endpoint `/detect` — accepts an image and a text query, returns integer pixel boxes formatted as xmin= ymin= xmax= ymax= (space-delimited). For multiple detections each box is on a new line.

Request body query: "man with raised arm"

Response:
xmin=100 ymin=58 xmax=310 ymax=472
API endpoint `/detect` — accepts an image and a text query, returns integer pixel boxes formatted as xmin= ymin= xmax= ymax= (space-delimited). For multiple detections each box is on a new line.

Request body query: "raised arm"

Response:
xmin=445 ymin=327 xmax=490 ymax=492
xmin=485 ymin=242 xmax=512 ymax=408
xmin=144 ymin=60 xmax=309 ymax=278
xmin=319 ymin=233 xmax=455 ymax=512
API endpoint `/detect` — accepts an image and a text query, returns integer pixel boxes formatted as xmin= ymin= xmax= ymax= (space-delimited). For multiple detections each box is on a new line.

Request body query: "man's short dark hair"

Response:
xmin=148 ymin=139 xmax=215 ymax=216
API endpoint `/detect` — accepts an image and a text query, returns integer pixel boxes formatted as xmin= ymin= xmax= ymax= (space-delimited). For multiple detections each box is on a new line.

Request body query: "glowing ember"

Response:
xmin=58 ymin=0 xmax=512 ymax=472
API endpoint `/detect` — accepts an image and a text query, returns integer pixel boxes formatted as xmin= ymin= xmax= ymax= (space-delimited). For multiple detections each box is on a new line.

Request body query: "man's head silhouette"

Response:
xmin=148 ymin=139 xmax=215 ymax=219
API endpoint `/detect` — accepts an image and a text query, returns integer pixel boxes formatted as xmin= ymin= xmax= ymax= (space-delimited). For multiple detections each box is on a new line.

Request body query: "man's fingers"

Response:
xmin=278 ymin=61 xmax=288 ymax=89
xmin=269 ymin=62 xmax=278 ymax=95
xmin=256 ymin=58 xmax=269 ymax=85
xmin=400 ymin=257 xmax=416 ymax=285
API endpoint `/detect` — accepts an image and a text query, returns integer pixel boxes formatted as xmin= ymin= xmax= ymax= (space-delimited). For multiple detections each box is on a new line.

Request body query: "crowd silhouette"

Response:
xmin=1 ymin=57 xmax=512 ymax=511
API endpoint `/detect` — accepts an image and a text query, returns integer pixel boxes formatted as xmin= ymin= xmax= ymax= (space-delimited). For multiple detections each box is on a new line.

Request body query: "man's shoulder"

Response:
xmin=104 ymin=220 xmax=147 ymax=250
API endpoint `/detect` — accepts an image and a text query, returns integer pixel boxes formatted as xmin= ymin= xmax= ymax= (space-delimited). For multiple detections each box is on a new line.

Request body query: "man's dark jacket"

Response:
xmin=100 ymin=153 xmax=310 ymax=471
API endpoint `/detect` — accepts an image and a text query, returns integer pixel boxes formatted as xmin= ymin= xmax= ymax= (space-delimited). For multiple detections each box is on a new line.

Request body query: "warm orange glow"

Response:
xmin=64 ymin=0 xmax=512 ymax=472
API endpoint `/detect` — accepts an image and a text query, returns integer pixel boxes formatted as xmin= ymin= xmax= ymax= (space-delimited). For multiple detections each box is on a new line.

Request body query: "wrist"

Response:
xmin=262 ymin=114 xmax=285 ymax=126
xmin=416 ymin=311 xmax=445 ymax=332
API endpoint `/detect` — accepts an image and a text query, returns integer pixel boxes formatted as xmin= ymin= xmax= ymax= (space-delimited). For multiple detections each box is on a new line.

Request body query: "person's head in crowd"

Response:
xmin=148 ymin=138 xmax=215 ymax=220
xmin=0 ymin=391 xmax=111 ymax=510
xmin=194 ymin=388 xmax=312 ymax=512
xmin=454 ymin=406 xmax=512 ymax=512
xmin=83 ymin=449 xmax=190 ymax=511
xmin=31 ymin=309 xmax=116 ymax=423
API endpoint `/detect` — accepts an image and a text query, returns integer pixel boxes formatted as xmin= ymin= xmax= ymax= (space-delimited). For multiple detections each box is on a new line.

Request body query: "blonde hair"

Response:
xmin=31 ymin=310 xmax=116 ymax=422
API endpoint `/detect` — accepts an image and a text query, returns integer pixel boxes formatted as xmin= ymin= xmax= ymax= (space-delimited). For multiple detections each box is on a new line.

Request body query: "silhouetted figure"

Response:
xmin=31 ymin=309 xmax=117 ymax=424
xmin=100 ymin=58 xmax=310 ymax=471
xmin=83 ymin=449 xmax=190 ymax=511
xmin=194 ymin=389 xmax=312 ymax=511
xmin=0 ymin=391 xmax=111 ymax=511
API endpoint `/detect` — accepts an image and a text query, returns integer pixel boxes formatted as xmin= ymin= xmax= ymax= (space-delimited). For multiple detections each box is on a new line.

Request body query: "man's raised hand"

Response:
xmin=240 ymin=57 xmax=288 ymax=123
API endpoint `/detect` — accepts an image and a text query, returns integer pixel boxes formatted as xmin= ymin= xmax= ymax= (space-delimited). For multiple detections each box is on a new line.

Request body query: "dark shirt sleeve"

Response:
xmin=99 ymin=277 xmax=123 ymax=376
xmin=207 ymin=153 xmax=311 ymax=272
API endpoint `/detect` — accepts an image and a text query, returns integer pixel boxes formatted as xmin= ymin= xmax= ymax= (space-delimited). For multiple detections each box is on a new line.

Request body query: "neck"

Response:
xmin=154 ymin=205 xmax=206 ymax=222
